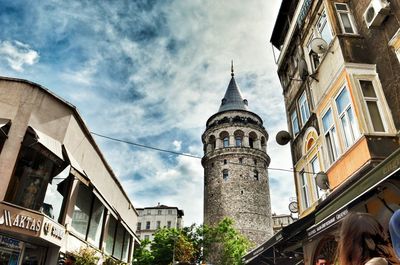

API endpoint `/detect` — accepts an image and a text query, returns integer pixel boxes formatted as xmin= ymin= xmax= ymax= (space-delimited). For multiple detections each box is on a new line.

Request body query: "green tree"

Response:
xmin=132 ymin=239 xmax=154 ymax=265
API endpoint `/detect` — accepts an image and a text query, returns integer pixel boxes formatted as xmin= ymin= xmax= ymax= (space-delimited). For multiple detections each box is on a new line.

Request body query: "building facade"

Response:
xmin=202 ymin=67 xmax=273 ymax=250
xmin=135 ymin=204 xmax=184 ymax=241
xmin=272 ymin=213 xmax=297 ymax=234
xmin=0 ymin=77 xmax=139 ymax=264
xmin=244 ymin=0 xmax=400 ymax=264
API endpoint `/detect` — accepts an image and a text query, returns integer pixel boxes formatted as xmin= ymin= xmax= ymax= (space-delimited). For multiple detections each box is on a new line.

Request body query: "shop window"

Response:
xmin=335 ymin=87 xmax=360 ymax=148
xmin=299 ymin=91 xmax=311 ymax=126
xmin=105 ymin=215 xmax=117 ymax=255
xmin=5 ymin=130 xmax=67 ymax=212
xmin=359 ymin=80 xmax=385 ymax=132
xmin=322 ymin=108 xmax=339 ymax=164
xmin=291 ymin=110 xmax=300 ymax=136
xmin=71 ymin=183 xmax=105 ymax=247
xmin=335 ymin=3 xmax=357 ymax=34
xmin=42 ymin=166 xmax=72 ymax=223
xmin=87 ymin=197 xmax=105 ymax=246
xmin=222 ymin=169 xmax=229 ymax=181
xmin=122 ymin=233 xmax=131 ymax=262
xmin=114 ymin=223 xmax=124 ymax=259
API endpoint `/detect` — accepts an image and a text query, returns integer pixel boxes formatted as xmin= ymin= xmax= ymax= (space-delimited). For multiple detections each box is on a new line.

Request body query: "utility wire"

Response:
xmin=90 ymin=131 xmax=316 ymax=174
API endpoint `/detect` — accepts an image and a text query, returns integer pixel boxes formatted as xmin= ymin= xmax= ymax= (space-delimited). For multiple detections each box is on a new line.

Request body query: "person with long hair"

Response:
xmin=337 ymin=212 xmax=400 ymax=265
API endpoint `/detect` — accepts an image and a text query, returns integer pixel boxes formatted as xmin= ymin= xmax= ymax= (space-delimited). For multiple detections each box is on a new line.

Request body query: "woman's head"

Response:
xmin=338 ymin=212 xmax=399 ymax=265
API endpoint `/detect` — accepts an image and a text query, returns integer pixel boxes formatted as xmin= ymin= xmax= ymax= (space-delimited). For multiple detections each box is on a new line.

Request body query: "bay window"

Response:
xmin=322 ymin=108 xmax=339 ymax=164
xmin=359 ymin=80 xmax=385 ymax=132
xmin=335 ymin=87 xmax=360 ymax=148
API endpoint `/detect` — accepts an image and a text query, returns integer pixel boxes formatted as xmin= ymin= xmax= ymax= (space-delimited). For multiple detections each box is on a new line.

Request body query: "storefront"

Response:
xmin=303 ymin=147 xmax=400 ymax=265
xmin=0 ymin=202 xmax=65 ymax=265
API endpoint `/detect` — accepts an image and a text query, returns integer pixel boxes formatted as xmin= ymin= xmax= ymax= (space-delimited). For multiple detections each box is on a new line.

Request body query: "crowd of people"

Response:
xmin=315 ymin=210 xmax=400 ymax=265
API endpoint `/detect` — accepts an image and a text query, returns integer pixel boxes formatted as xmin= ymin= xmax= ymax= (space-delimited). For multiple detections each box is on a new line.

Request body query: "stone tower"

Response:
xmin=201 ymin=65 xmax=273 ymax=247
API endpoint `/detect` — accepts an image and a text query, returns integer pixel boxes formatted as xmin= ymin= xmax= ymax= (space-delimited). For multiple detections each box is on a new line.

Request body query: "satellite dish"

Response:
xmin=276 ymin=130 xmax=292 ymax=145
xmin=316 ymin=171 xmax=330 ymax=190
xmin=310 ymin=38 xmax=328 ymax=54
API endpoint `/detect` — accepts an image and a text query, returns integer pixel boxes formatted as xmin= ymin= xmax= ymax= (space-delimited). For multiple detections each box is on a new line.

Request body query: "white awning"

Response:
xmin=63 ymin=146 xmax=86 ymax=178
xmin=28 ymin=126 xmax=64 ymax=160
xmin=0 ymin=118 xmax=11 ymax=137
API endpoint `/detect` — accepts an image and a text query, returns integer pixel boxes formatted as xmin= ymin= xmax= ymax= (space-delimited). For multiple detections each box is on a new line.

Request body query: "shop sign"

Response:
xmin=0 ymin=209 xmax=41 ymax=233
xmin=43 ymin=221 xmax=64 ymax=240
xmin=307 ymin=209 xmax=348 ymax=238
xmin=0 ymin=234 xmax=23 ymax=249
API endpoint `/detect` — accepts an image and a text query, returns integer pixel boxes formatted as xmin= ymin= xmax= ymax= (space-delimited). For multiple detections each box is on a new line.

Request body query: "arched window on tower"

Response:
xmin=249 ymin=132 xmax=257 ymax=148
xmin=222 ymin=169 xmax=229 ymax=180
xmin=220 ymin=131 xmax=229 ymax=148
xmin=261 ymin=136 xmax=266 ymax=150
xmin=209 ymin=135 xmax=216 ymax=151
xmin=234 ymin=130 xmax=244 ymax=147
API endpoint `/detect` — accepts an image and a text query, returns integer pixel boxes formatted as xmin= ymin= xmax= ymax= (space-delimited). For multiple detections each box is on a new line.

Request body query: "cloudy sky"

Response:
xmin=0 ymin=0 xmax=296 ymax=225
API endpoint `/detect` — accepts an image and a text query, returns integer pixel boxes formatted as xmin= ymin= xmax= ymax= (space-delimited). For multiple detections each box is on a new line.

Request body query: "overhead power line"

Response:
xmin=90 ymin=131 xmax=313 ymax=174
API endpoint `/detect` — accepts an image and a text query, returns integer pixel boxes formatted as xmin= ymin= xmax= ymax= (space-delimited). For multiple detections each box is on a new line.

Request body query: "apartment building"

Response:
xmin=135 ymin=204 xmax=184 ymax=241
xmin=244 ymin=0 xmax=400 ymax=264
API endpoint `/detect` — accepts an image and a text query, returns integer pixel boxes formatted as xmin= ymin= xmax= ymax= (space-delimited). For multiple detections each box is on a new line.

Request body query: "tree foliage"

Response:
xmin=132 ymin=218 xmax=250 ymax=265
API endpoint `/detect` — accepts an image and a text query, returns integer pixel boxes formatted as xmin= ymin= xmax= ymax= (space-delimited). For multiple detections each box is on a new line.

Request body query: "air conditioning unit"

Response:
xmin=364 ymin=0 xmax=390 ymax=28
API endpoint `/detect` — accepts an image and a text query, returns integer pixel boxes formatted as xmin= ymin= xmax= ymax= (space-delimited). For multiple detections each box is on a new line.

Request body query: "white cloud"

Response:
xmin=0 ymin=40 xmax=39 ymax=72
xmin=173 ymin=140 xmax=182 ymax=151
xmin=3 ymin=0 xmax=296 ymax=227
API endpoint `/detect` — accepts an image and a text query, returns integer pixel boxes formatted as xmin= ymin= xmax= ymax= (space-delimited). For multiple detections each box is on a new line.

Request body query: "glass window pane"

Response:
xmin=347 ymin=108 xmax=360 ymax=139
xmin=336 ymin=88 xmax=350 ymax=114
xmin=291 ymin=111 xmax=299 ymax=134
xmin=122 ymin=234 xmax=130 ymax=262
xmin=340 ymin=13 xmax=354 ymax=33
xmin=322 ymin=109 xmax=333 ymax=132
xmin=341 ymin=116 xmax=352 ymax=147
xmin=235 ymin=137 xmax=242 ymax=147
xmin=114 ymin=223 xmax=124 ymax=259
xmin=367 ymin=101 xmax=385 ymax=131
xmin=360 ymin=80 xmax=376 ymax=97
xmin=87 ymin=197 xmax=105 ymax=247
xmin=105 ymin=216 xmax=117 ymax=255
xmin=43 ymin=166 xmax=70 ymax=222
xmin=335 ymin=3 xmax=348 ymax=11
xmin=71 ymin=183 xmax=93 ymax=238
xmin=223 ymin=137 xmax=229 ymax=147
xmin=311 ymin=157 xmax=321 ymax=199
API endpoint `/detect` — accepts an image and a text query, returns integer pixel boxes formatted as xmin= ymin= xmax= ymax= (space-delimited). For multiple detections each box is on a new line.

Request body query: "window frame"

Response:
xmin=146 ymin=221 xmax=150 ymax=230
xmin=310 ymin=155 xmax=322 ymax=200
xmin=299 ymin=170 xmax=311 ymax=210
xmin=358 ymin=79 xmax=386 ymax=132
xmin=298 ymin=91 xmax=311 ymax=126
xmin=334 ymin=3 xmax=358 ymax=35
xmin=334 ymin=86 xmax=360 ymax=148
xmin=322 ymin=108 xmax=340 ymax=164
xmin=291 ymin=109 xmax=300 ymax=136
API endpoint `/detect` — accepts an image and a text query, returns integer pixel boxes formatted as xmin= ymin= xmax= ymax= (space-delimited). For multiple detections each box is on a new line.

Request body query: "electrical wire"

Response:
xmin=90 ymin=131 xmax=316 ymax=174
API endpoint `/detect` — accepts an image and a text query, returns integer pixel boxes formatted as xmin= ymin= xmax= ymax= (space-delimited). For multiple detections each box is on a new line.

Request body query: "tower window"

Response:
xmin=235 ymin=136 xmax=242 ymax=146
xmin=223 ymin=137 xmax=229 ymax=147
xmin=222 ymin=169 xmax=229 ymax=180
xmin=239 ymin=158 xmax=243 ymax=164
xmin=249 ymin=137 xmax=254 ymax=148
xmin=254 ymin=170 xmax=259 ymax=180
xmin=254 ymin=159 xmax=257 ymax=165
xmin=224 ymin=159 xmax=227 ymax=165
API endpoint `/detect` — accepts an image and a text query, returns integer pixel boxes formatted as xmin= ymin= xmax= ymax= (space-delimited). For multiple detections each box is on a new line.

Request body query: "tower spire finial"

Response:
xmin=231 ymin=60 xmax=234 ymax=77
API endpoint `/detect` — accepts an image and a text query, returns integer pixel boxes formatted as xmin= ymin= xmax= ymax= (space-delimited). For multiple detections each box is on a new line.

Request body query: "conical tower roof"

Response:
xmin=218 ymin=63 xmax=249 ymax=112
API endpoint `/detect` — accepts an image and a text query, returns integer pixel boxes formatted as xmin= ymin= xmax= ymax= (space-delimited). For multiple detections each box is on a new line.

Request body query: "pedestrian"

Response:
xmin=337 ymin=212 xmax=400 ymax=265
xmin=389 ymin=209 xmax=400 ymax=259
